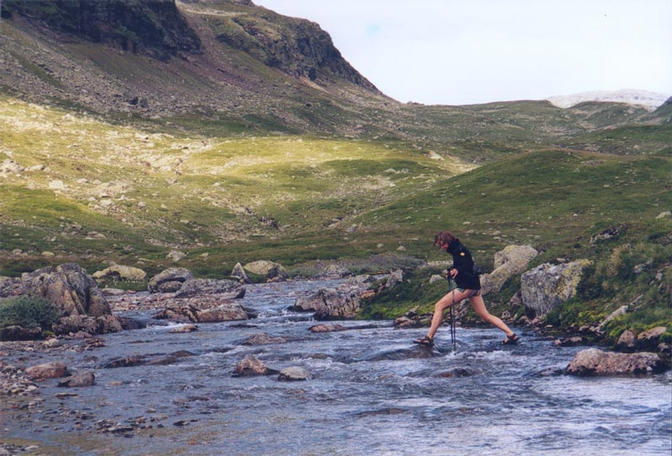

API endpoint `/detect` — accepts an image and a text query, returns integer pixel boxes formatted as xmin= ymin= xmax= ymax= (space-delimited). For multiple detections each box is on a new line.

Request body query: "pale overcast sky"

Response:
xmin=255 ymin=0 xmax=672 ymax=105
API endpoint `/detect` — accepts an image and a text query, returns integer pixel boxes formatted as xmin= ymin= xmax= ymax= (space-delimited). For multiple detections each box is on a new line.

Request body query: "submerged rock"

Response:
xmin=278 ymin=366 xmax=310 ymax=381
xmin=174 ymin=279 xmax=245 ymax=299
xmin=58 ymin=371 xmax=95 ymax=387
xmin=233 ymin=355 xmax=276 ymax=376
xmin=169 ymin=324 xmax=198 ymax=333
xmin=243 ymin=333 xmax=287 ymax=345
xmin=566 ymin=348 xmax=668 ymax=376
xmin=309 ymin=324 xmax=345 ymax=333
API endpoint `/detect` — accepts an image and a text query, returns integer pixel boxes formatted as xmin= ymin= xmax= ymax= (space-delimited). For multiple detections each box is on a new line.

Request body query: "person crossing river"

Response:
xmin=414 ymin=231 xmax=520 ymax=346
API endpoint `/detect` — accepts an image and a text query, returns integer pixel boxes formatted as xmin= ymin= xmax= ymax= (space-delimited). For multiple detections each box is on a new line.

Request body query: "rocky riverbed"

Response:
xmin=1 ymin=279 xmax=671 ymax=456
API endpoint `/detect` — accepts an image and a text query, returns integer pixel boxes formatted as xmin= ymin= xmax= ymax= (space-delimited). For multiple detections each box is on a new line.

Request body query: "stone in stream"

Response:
xmin=154 ymin=301 xmax=250 ymax=323
xmin=434 ymin=367 xmax=481 ymax=378
xmin=309 ymin=324 xmax=345 ymax=333
xmin=98 ymin=355 xmax=146 ymax=369
xmin=117 ymin=316 xmax=147 ymax=330
xmin=242 ymin=333 xmax=287 ymax=345
xmin=243 ymin=260 xmax=288 ymax=282
xmin=233 ymin=355 xmax=277 ymax=377
xmin=566 ymin=348 xmax=668 ymax=376
xmin=25 ymin=362 xmax=68 ymax=380
xmin=145 ymin=351 xmax=196 ymax=366
xmin=553 ymin=336 xmax=584 ymax=347
xmin=169 ymin=324 xmax=199 ymax=333
xmin=277 ymin=366 xmax=311 ymax=381
xmin=57 ymin=371 xmax=95 ymax=387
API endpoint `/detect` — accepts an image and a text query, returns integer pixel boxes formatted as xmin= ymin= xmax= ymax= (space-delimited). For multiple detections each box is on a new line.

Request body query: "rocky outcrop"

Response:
xmin=566 ymin=348 xmax=668 ymax=376
xmin=5 ymin=0 xmax=201 ymax=60
xmin=520 ymin=260 xmax=591 ymax=317
xmin=480 ymin=245 xmax=538 ymax=295
xmin=19 ymin=263 xmax=111 ymax=317
xmin=243 ymin=261 xmax=288 ymax=282
xmin=93 ymin=265 xmax=146 ymax=282
xmin=0 ymin=264 xmax=123 ymax=339
xmin=174 ymin=279 xmax=245 ymax=299
xmin=0 ymin=325 xmax=43 ymax=341
xmin=147 ymin=268 xmax=193 ymax=293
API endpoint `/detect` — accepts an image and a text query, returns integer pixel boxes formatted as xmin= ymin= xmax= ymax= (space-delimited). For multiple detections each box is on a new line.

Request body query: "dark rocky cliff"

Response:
xmin=2 ymin=0 xmax=201 ymax=60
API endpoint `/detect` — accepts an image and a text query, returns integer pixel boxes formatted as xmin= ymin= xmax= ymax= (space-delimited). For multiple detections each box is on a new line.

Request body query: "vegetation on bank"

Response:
xmin=0 ymin=296 xmax=59 ymax=330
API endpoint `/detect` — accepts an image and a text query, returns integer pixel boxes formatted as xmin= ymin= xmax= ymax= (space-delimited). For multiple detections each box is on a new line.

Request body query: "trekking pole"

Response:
xmin=448 ymin=278 xmax=457 ymax=352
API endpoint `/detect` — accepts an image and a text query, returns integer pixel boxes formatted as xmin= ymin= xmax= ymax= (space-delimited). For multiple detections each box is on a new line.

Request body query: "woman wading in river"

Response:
xmin=414 ymin=231 xmax=519 ymax=346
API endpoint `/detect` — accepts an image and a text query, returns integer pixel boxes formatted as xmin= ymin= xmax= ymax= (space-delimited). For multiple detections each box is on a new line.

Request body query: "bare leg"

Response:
xmin=469 ymin=294 xmax=514 ymax=337
xmin=426 ymin=289 xmax=473 ymax=339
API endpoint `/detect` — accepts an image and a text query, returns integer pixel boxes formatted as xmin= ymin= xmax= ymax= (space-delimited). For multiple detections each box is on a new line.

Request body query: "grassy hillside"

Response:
xmin=0 ymin=96 xmax=470 ymax=277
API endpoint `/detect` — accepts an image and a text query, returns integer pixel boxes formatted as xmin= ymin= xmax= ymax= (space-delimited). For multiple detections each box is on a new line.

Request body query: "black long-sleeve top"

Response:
xmin=447 ymin=239 xmax=481 ymax=290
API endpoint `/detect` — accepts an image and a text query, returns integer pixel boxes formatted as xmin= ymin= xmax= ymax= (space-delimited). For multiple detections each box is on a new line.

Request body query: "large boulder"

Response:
xmin=52 ymin=314 xmax=122 ymax=336
xmin=93 ymin=265 xmax=146 ymax=282
xmin=481 ymin=245 xmax=538 ymax=295
xmin=174 ymin=279 xmax=245 ymax=299
xmin=293 ymin=288 xmax=361 ymax=320
xmin=278 ymin=366 xmax=311 ymax=381
xmin=153 ymin=300 xmax=249 ymax=323
xmin=520 ymin=259 xmax=591 ymax=317
xmin=147 ymin=268 xmax=193 ymax=293
xmin=566 ymin=348 xmax=668 ymax=376
xmin=243 ymin=260 xmax=288 ymax=282
xmin=20 ymin=263 xmax=111 ymax=317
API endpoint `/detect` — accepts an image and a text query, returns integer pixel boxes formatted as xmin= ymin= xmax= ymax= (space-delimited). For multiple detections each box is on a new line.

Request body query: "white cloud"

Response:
xmin=255 ymin=0 xmax=672 ymax=104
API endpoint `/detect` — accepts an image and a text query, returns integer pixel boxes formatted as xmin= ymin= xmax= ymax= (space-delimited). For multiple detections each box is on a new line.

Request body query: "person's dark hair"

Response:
xmin=434 ymin=231 xmax=457 ymax=246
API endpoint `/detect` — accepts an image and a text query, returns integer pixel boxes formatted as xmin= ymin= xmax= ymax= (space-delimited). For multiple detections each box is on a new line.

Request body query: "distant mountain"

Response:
xmin=547 ymin=89 xmax=669 ymax=111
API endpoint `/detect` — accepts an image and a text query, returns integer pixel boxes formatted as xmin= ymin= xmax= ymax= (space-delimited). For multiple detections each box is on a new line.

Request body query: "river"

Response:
xmin=2 ymin=279 xmax=671 ymax=455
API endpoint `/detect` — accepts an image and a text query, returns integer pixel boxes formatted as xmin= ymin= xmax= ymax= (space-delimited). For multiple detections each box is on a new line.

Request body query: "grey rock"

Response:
xmin=231 ymin=262 xmax=251 ymax=283
xmin=147 ymin=268 xmax=193 ymax=293
xmin=243 ymin=260 xmax=288 ymax=282
xmin=520 ymin=260 xmax=591 ymax=317
xmin=481 ymin=245 xmax=538 ymax=295
xmin=169 ymin=324 xmax=198 ymax=333
xmin=294 ymin=287 xmax=361 ymax=319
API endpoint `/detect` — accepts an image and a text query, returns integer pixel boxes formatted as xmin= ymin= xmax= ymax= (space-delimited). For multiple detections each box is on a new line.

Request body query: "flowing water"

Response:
xmin=3 ymin=280 xmax=671 ymax=455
